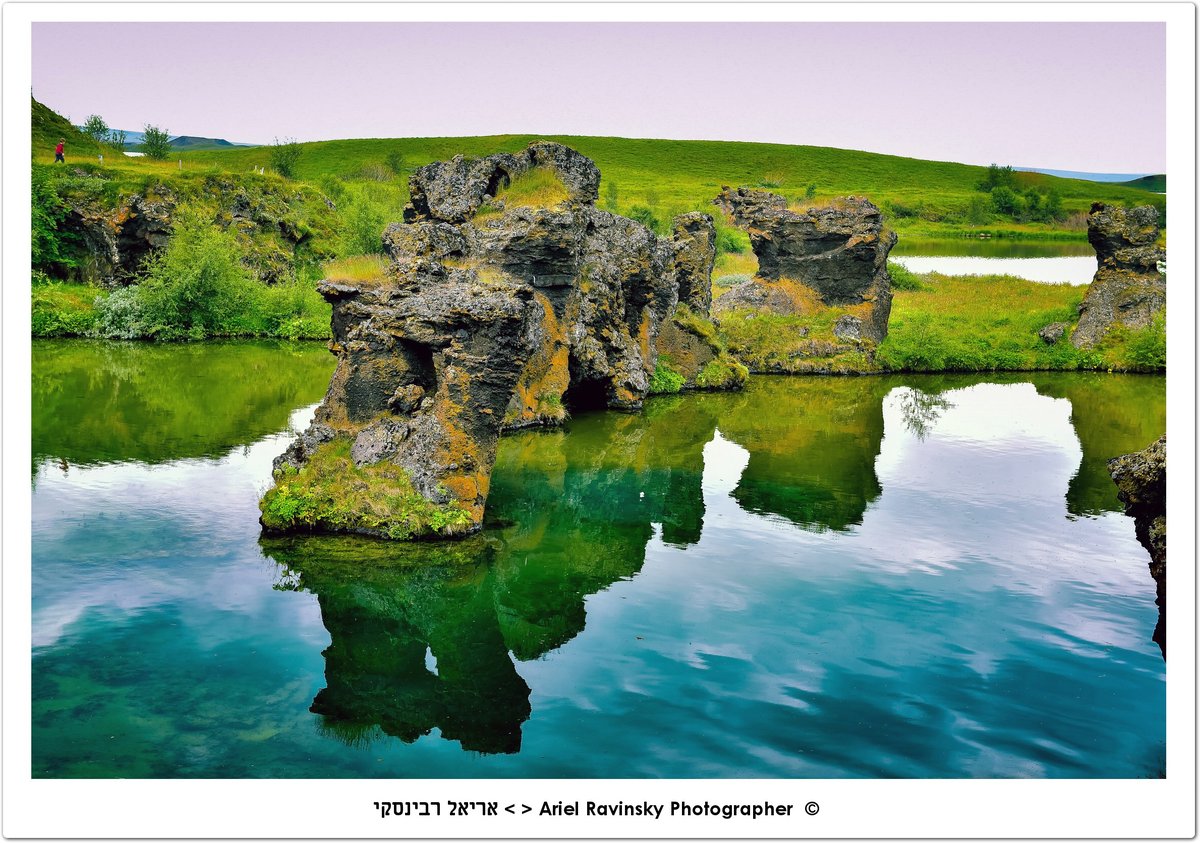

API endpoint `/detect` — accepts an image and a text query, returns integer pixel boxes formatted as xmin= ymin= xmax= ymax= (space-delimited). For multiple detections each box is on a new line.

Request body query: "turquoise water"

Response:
xmin=31 ymin=341 xmax=1166 ymax=777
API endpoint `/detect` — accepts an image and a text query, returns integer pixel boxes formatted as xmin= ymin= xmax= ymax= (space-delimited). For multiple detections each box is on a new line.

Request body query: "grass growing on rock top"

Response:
xmin=260 ymin=438 xmax=474 ymax=540
xmin=323 ymin=254 xmax=389 ymax=285
xmin=496 ymin=166 xmax=571 ymax=208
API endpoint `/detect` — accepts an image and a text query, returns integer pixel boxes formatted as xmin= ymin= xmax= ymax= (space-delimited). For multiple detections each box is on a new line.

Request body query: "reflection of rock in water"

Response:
xmin=261 ymin=394 xmax=719 ymax=753
xmin=1109 ymin=436 xmax=1166 ymax=659
xmin=488 ymin=394 xmax=720 ymax=658
xmin=264 ymin=537 xmax=531 ymax=754
xmin=716 ymin=377 xmax=893 ymax=532
xmin=1033 ymin=374 xmax=1165 ymax=516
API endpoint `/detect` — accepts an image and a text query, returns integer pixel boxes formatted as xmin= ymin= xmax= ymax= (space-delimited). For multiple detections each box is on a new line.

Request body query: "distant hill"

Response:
xmin=1018 ymin=167 xmax=1155 ymax=183
xmin=167 ymin=135 xmax=257 ymax=151
xmin=104 ymin=129 xmax=257 ymax=152
xmin=1116 ymin=174 xmax=1166 ymax=193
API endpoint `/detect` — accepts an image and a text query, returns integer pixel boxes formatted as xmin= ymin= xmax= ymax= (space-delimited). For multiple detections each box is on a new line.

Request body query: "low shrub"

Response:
xmin=135 ymin=207 xmax=259 ymax=339
xmin=714 ymin=273 xmax=752 ymax=288
xmin=627 ymin=204 xmax=661 ymax=234
xmin=887 ymin=261 xmax=924 ymax=291
xmin=1120 ymin=313 xmax=1166 ymax=371
xmin=648 ymin=361 xmax=685 ymax=394
xmin=91 ymin=286 xmax=149 ymax=339
xmin=31 ymin=281 xmax=97 ymax=337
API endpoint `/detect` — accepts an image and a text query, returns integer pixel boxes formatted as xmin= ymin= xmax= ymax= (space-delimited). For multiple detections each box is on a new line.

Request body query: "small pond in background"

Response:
xmin=31 ymin=340 xmax=1166 ymax=778
xmin=891 ymin=238 xmax=1097 ymax=285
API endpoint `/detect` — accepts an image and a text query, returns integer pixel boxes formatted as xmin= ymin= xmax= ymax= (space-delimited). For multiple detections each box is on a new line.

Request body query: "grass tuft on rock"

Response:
xmin=694 ymin=356 xmax=750 ymax=389
xmin=648 ymin=361 xmax=685 ymax=394
xmin=323 ymin=254 xmax=389 ymax=285
xmin=475 ymin=166 xmax=571 ymax=222
xmin=260 ymin=438 xmax=473 ymax=540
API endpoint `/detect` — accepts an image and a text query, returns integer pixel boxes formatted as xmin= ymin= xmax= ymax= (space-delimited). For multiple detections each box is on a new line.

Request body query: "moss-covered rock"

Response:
xmin=711 ymin=188 xmax=896 ymax=373
xmin=267 ymin=142 xmax=745 ymax=541
xmin=1072 ymin=203 xmax=1166 ymax=349
xmin=260 ymin=438 xmax=473 ymax=539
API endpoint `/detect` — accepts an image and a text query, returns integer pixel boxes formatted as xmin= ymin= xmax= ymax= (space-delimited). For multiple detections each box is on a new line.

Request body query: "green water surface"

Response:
xmin=31 ymin=341 xmax=1167 ymax=777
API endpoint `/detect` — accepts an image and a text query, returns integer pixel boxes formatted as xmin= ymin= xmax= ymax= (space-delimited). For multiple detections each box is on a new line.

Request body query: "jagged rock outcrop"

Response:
xmin=1108 ymin=435 xmax=1166 ymax=656
xmin=711 ymin=187 xmax=896 ymax=365
xmin=263 ymin=142 xmax=743 ymax=539
xmin=1072 ymin=203 xmax=1166 ymax=349
xmin=712 ymin=186 xmax=788 ymax=226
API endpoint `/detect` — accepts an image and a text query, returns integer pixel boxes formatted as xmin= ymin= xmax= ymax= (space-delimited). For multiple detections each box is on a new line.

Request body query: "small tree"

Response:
xmin=82 ymin=114 xmax=110 ymax=145
xmin=990 ymin=185 xmax=1022 ymax=217
xmin=977 ymin=163 xmax=1017 ymax=193
xmin=965 ymin=194 xmax=991 ymax=225
xmin=110 ymin=128 xmax=128 ymax=150
xmin=269 ymin=136 xmax=303 ymax=178
xmin=141 ymin=124 xmax=172 ymax=160
xmin=1043 ymin=189 xmax=1063 ymax=221
xmin=1023 ymin=188 xmax=1043 ymax=222
xmin=805 ymin=183 xmax=817 ymax=201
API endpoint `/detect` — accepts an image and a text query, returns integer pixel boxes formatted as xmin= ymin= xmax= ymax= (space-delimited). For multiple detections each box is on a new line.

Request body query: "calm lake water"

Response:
xmin=891 ymin=239 xmax=1097 ymax=285
xmin=31 ymin=341 xmax=1166 ymax=778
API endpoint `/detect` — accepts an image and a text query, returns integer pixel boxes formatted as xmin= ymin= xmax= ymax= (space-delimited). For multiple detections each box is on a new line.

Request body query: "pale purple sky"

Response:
xmin=32 ymin=22 xmax=1165 ymax=172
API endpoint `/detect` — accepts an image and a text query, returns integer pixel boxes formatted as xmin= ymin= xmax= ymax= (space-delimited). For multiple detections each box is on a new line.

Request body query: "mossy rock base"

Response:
xmin=259 ymin=438 xmax=474 ymax=540
xmin=654 ymin=306 xmax=748 ymax=392
xmin=716 ymin=310 xmax=880 ymax=375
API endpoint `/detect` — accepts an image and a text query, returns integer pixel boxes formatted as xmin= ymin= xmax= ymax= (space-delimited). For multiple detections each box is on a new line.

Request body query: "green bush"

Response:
xmin=270 ymin=137 xmax=303 ymax=179
xmin=1123 ymin=313 xmax=1166 ymax=371
xmin=31 ymin=282 xmax=96 ymax=336
xmin=627 ymin=204 xmax=661 ymax=234
xmin=135 ymin=207 xmax=259 ymax=339
xmin=990 ymin=186 xmax=1022 ymax=217
xmin=92 ymin=286 xmax=149 ymax=338
xmin=648 ymin=361 xmax=685 ymax=394
xmin=339 ymin=189 xmax=388 ymax=256
xmin=965 ymin=195 xmax=992 ymax=225
xmin=977 ymin=163 xmax=1017 ymax=192
xmin=887 ymin=261 xmax=924 ymax=291
xmin=252 ymin=278 xmax=332 ymax=340
xmin=32 ymin=166 xmax=71 ymax=272
xmin=716 ymin=228 xmax=748 ymax=254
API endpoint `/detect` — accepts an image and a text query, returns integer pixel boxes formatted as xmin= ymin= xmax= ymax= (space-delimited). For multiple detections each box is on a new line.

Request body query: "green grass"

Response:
xmin=323 ymin=254 xmax=389 ymax=285
xmin=495 ymin=166 xmax=570 ymax=208
xmin=178 ymin=132 xmax=1161 ymax=239
xmin=32 ymin=281 xmax=98 ymax=337
xmin=648 ymin=361 xmax=685 ymax=394
xmin=878 ymin=273 xmax=1162 ymax=372
xmin=260 ymin=438 xmax=473 ymax=539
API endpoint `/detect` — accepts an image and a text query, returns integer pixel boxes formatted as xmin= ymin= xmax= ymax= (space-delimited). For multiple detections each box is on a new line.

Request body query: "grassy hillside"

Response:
xmin=32 ymin=97 xmax=101 ymax=160
xmin=180 ymin=132 xmax=1164 ymax=239
xmin=33 ymin=92 xmax=1163 ymax=240
xmin=1118 ymin=174 xmax=1166 ymax=192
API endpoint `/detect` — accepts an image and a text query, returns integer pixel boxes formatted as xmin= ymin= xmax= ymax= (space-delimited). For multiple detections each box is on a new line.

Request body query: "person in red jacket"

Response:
xmin=54 ymin=139 xmax=65 ymax=163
